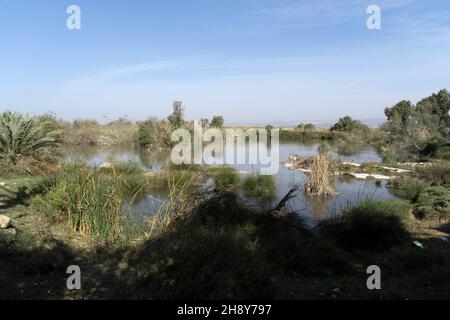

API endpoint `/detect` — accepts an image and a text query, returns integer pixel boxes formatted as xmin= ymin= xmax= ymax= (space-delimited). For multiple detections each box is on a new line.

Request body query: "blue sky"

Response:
xmin=1 ymin=0 xmax=449 ymax=124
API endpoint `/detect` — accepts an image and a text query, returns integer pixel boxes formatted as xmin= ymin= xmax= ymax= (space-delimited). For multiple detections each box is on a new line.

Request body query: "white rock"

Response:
xmin=379 ymin=166 xmax=412 ymax=173
xmin=0 ymin=215 xmax=11 ymax=229
xmin=342 ymin=162 xmax=362 ymax=167
xmin=99 ymin=162 xmax=113 ymax=169
xmin=350 ymin=173 xmax=393 ymax=180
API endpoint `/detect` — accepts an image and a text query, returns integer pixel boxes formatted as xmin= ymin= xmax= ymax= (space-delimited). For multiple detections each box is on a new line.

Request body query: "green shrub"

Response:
xmin=416 ymin=161 xmax=450 ymax=187
xmin=135 ymin=118 xmax=173 ymax=149
xmin=435 ymin=147 xmax=450 ymax=160
xmin=414 ymin=186 xmax=450 ymax=221
xmin=213 ymin=167 xmax=239 ymax=189
xmin=0 ymin=111 xmax=62 ymax=164
xmin=319 ymin=200 xmax=412 ymax=252
xmin=389 ymin=176 xmax=429 ymax=202
xmin=242 ymin=175 xmax=276 ymax=199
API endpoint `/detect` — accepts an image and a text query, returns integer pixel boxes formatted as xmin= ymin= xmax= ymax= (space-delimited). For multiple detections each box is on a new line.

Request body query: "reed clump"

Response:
xmin=32 ymin=163 xmax=147 ymax=242
xmin=304 ymin=148 xmax=337 ymax=197
xmin=242 ymin=175 xmax=276 ymax=199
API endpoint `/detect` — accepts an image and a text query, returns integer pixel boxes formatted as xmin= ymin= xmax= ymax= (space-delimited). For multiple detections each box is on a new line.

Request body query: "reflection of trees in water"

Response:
xmin=62 ymin=145 xmax=103 ymax=161
xmin=138 ymin=148 xmax=171 ymax=170
xmin=333 ymin=141 xmax=368 ymax=156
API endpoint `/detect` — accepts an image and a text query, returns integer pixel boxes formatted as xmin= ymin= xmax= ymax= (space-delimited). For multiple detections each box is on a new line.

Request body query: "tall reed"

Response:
xmin=33 ymin=163 xmax=146 ymax=242
xmin=304 ymin=149 xmax=337 ymax=197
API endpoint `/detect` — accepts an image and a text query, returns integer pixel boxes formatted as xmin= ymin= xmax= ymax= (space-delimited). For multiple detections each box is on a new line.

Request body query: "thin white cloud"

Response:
xmin=69 ymin=61 xmax=180 ymax=85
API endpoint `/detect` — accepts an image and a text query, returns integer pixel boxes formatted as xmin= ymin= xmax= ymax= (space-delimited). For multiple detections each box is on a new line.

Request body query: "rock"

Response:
xmin=0 ymin=215 xmax=11 ymax=229
xmin=350 ymin=173 xmax=393 ymax=180
xmin=99 ymin=162 xmax=113 ymax=169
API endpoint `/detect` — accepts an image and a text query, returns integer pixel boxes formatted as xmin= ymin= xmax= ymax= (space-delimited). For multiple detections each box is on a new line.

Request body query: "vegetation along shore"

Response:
xmin=1 ymin=90 xmax=449 ymax=299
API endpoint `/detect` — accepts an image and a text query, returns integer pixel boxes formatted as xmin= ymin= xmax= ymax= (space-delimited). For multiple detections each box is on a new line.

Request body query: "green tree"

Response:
xmin=136 ymin=117 xmax=172 ymax=149
xmin=210 ymin=116 xmax=224 ymax=128
xmin=167 ymin=101 xmax=185 ymax=128
xmin=379 ymin=90 xmax=450 ymax=160
xmin=416 ymin=89 xmax=450 ymax=129
xmin=384 ymin=100 xmax=413 ymax=133
xmin=304 ymin=123 xmax=316 ymax=131
xmin=330 ymin=116 xmax=368 ymax=132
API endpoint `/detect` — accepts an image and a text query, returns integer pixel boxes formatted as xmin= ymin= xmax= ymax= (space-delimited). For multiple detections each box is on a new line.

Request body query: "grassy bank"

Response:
xmin=2 ymin=173 xmax=450 ymax=299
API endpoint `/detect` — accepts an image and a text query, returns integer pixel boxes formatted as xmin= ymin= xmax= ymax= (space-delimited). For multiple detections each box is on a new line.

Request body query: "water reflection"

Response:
xmin=61 ymin=141 xmax=397 ymax=227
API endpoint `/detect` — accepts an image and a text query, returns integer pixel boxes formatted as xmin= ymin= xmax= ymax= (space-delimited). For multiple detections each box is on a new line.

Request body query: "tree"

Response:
xmin=304 ymin=123 xmax=316 ymax=131
xmin=200 ymin=118 xmax=209 ymax=128
xmin=379 ymin=89 xmax=450 ymax=160
xmin=416 ymin=89 xmax=450 ymax=129
xmin=167 ymin=101 xmax=185 ymax=128
xmin=330 ymin=116 xmax=368 ymax=132
xmin=384 ymin=100 xmax=413 ymax=132
xmin=210 ymin=116 xmax=224 ymax=128
xmin=296 ymin=123 xmax=305 ymax=130
xmin=136 ymin=117 xmax=172 ymax=149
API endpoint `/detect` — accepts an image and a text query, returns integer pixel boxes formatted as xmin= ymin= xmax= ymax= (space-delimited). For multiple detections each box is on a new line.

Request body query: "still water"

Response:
xmin=63 ymin=141 xmax=398 ymax=228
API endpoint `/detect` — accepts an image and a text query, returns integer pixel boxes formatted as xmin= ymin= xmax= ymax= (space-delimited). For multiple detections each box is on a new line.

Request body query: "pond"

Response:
xmin=62 ymin=141 xmax=398 ymax=228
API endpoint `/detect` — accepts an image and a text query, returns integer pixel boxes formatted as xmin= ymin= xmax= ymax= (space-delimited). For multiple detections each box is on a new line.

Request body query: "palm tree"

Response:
xmin=0 ymin=111 xmax=62 ymax=164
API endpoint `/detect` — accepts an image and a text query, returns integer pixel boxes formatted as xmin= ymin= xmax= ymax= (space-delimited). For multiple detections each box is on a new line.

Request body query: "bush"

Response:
xmin=0 ymin=111 xmax=62 ymax=164
xmin=213 ymin=167 xmax=239 ymax=189
xmin=242 ymin=175 xmax=276 ymax=199
xmin=414 ymin=186 xmax=450 ymax=221
xmin=330 ymin=116 xmax=370 ymax=137
xmin=135 ymin=118 xmax=173 ymax=149
xmin=388 ymin=176 xmax=429 ymax=202
xmin=319 ymin=200 xmax=412 ymax=252
xmin=435 ymin=147 xmax=450 ymax=160
xmin=416 ymin=161 xmax=450 ymax=187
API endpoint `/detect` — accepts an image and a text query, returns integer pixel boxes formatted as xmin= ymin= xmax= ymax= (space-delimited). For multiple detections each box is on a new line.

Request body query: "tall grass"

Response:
xmin=242 ymin=175 xmax=276 ymax=199
xmin=145 ymin=174 xmax=207 ymax=238
xmin=32 ymin=163 xmax=147 ymax=242
xmin=212 ymin=167 xmax=240 ymax=190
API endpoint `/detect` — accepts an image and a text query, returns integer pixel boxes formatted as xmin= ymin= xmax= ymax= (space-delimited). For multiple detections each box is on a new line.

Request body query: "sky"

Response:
xmin=0 ymin=0 xmax=449 ymax=125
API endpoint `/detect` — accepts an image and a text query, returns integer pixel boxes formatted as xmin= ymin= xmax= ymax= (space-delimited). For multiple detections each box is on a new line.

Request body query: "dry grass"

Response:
xmin=304 ymin=151 xmax=337 ymax=197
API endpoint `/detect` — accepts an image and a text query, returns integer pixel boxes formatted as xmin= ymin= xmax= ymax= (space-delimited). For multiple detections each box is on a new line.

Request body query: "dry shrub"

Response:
xmin=304 ymin=151 xmax=337 ymax=197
